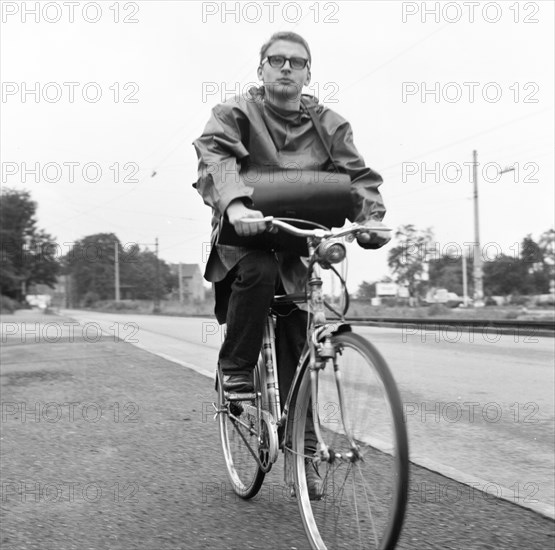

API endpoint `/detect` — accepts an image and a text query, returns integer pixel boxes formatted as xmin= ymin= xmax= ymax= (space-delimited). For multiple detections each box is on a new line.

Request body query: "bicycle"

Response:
xmin=213 ymin=217 xmax=409 ymax=550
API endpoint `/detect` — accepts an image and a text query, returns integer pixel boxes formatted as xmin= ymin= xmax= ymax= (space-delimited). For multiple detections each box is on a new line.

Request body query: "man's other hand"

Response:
xmin=226 ymin=200 xmax=266 ymax=236
xmin=356 ymin=220 xmax=391 ymax=249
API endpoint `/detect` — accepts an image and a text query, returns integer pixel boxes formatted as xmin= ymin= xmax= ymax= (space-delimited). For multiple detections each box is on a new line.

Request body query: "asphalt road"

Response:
xmin=60 ymin=309 xmax=555 ymax=516
xmin=1 ymin=311 xmax=554 ymax=550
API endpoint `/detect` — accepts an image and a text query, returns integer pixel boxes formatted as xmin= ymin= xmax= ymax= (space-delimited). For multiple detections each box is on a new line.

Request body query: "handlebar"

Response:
xmin=236 ymin=217 xmax=391 ymax=318
xmin=239 ymin=216 xmax=391 ymax=240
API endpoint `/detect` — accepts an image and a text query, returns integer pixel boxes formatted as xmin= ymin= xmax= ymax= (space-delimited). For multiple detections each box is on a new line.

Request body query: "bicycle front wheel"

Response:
xmin=292 ymin=332 xmax=409 ymax=550
xmin=217 ymin=368 xmax=266 ymax=499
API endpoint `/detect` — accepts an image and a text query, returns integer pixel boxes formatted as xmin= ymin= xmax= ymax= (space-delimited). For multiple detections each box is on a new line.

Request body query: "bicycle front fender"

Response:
xmin=314 ymin=321 xmax=351 ymax=341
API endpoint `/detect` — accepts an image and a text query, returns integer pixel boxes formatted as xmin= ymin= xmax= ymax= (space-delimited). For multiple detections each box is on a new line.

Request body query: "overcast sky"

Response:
xmin=1 ymin=0 xmax=554 ymax=289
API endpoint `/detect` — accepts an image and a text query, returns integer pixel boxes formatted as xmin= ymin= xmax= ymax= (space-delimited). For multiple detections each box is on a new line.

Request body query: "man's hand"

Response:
xmin=356 ymin=220 xmax=391 ymax=249
xmin=226 ymin=200 xmax=266 ymax=236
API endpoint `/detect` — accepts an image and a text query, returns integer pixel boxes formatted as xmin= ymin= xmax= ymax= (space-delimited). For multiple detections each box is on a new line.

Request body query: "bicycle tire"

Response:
xmin=292 ymin=332 xmax=409 ymax=550
xmin=217 ymin=366 xmax=266 ymax=499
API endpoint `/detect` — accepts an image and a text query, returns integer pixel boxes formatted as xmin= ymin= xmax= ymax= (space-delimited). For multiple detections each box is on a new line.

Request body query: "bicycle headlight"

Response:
xmin=317 ymin=241 xmax=346 ymax=269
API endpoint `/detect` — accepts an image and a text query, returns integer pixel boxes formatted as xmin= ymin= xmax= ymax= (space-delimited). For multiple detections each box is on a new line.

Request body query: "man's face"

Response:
xmin=257 ymin=40 xmax=311 ymax=99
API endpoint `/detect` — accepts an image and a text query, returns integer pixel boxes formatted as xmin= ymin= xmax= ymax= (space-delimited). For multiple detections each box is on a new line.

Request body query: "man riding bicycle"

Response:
xmin=193 ymin=31 xmax=390 ymax=498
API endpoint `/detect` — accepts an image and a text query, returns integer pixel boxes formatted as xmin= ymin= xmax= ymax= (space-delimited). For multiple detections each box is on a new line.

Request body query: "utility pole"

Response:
xmin=114 ymin=242 xmax=120 ymax=302
xmin=154 ymin=237 xmax=160 ymax=313
xmin=472 ymin=149 xmax=484 ymax=307
xmin=471 ymin=153 xmax=515 ymax=307
xmin=462 ymin=252 xmax=468 ymax=307
xmin=178 ymin=262 xmax=184 ymax=303
xmin=65 ymin=274 xmax=70 ymax=308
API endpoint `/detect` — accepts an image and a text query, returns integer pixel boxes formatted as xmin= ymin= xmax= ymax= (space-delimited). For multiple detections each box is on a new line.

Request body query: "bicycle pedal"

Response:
xmin=211 ymin=402 xmax=221 ymax=421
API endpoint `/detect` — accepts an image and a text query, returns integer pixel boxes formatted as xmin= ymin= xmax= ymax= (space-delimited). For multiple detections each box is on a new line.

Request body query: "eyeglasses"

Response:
xmin=261 ymin=55 xmax=310 ymax=70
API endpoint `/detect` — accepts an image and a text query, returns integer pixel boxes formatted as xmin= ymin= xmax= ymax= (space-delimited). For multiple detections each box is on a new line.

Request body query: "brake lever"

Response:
xmin=344 ymin=224 xmax=392 ymax=242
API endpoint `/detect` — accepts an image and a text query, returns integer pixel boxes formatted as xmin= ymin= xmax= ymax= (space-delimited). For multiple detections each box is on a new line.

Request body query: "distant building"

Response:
xmin=169 ymin=263 xmax=204 ymax=302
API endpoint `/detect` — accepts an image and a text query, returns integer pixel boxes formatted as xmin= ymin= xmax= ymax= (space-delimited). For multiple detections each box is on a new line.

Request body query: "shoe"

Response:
xmin=222 ymin=373 xmax=254 ymax=393
xmin=305 ymin=458 xmax=324 ymax=501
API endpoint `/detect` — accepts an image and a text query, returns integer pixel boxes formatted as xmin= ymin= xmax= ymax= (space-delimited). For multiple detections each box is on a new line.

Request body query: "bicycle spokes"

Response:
xmin=293 ymin=332 xmax=409 ymax=550
xmin=217 ymin=372 xmax=266 ymax=498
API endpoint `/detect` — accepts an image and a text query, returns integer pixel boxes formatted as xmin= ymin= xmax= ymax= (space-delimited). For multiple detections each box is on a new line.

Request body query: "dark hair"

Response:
xmin=259 ymin=32 xmax=311 ymax=65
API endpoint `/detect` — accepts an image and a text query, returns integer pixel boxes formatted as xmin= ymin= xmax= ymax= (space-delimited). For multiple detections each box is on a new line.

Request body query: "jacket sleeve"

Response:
xmin=192 ymin=102 xmax=254 ymax=216
xmin=329 ymin=120 xmax=386 ymax=225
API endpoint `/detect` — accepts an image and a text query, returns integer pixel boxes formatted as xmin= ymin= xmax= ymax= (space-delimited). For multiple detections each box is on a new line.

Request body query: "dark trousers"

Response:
xmin=215 ymin=250 xmax=317 ymax=452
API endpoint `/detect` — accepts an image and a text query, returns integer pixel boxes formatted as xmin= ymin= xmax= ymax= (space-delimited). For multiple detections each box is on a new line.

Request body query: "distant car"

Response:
xmin=446 ymin=292 xmax=463 ymax=308
xmin=425 ymin=289 xmax=470 ymax=308
xmin=25 ymin=294 xmax=51 ymax=310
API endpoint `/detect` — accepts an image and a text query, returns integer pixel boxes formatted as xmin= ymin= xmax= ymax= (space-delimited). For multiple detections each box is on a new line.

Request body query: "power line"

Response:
xmin=344 ymin=22 xmax=451 ymax=92
xmin=479 ymin=140 xmax=553 ymax=161
xmin=158 ymin=231 xmax=210 ymax=254
xmin=96 ymin=207 xmax=200 ymax=220
xmin=380 ymin=108 xmax=552 ymax=173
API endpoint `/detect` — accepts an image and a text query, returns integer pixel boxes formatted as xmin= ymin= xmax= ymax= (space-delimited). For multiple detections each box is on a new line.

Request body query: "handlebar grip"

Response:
xmin=238 ymin=216 xmax=274 ymax=224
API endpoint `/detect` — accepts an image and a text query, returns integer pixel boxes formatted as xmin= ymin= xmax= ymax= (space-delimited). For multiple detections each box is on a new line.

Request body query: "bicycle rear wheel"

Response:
xmin=217 ymin=367 xmax=266 ymax=499
xmin=292 ymin=332 xmax=409 ymax=550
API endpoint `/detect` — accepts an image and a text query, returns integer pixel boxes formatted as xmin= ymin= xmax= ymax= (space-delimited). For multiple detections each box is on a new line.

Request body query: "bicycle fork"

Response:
xmin=311 ymin=337 xmax=362 ymax=465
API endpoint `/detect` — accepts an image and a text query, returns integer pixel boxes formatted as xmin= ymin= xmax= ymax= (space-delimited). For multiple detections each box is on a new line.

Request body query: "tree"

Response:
xmin=521 ymin=235 xmax=543 ymax=266
xmin=538 ymin=229 xmax=555 ymax=267
xmin=64 ymin=233 xmax=119 ymax=301
xmin=64 ymin=234 xmax=177 ymax=304
xmin=538 ymin=228 xmax=555 ymax=294
xmin=428 ymin=253 xmax=473 ymax=296
xmin=356 ymin=281 xmax=376 ymax=301
xmin=0 ymin=188 xmax=60 ymax=299
xmin=477 ymin=233 xmax=554 ymax=297
xmin=519 ymin=234 xmax=550 ymax=294
xmin=120 ymin=247 xmax=175 ymax=300
xmin=483 ymin=254 xmax=528 ymax=296
xmin=387 ymin=225 xmax=434 ymax=302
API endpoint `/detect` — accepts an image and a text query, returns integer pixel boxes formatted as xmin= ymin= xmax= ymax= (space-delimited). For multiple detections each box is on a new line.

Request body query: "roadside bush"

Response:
xmin=82 ymin=291 xmax=100 ymax=308
xmin=379 ymin=297 xmax=398 ymax=307
xmin=504 ymin=310 xmax=520 ymax=319
xmin=427 ymin=304 xmax=450 ymax=317
xmin=0 ymin=295 xmax=19 ymax=314
xmin=509 ymin=295 xmax=530 ymax=306
xmin=532 ymin=294 xmax=555 ymax=307
xmin=100 ymin=300 xmax=140 ymax=311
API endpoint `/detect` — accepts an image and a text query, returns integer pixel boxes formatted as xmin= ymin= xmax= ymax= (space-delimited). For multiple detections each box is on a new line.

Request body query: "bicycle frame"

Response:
xmin=257 ymin=252 xmax=351 ymax=484
xmin=220 ymin=217 xmax=392 ymax=480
